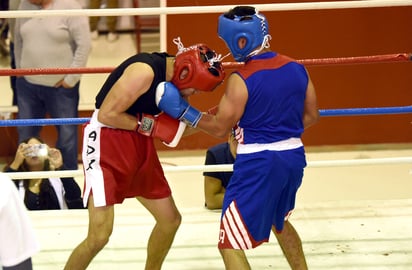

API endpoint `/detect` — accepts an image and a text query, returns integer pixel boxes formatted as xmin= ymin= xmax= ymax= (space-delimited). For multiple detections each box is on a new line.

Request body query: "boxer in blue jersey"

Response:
xmin=156 ymin=6 xmax=319 ymax=269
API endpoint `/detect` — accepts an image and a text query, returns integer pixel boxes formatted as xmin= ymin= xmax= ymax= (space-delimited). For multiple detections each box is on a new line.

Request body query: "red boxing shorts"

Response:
xmin=82 ymin=111 xmax=171 ymax=207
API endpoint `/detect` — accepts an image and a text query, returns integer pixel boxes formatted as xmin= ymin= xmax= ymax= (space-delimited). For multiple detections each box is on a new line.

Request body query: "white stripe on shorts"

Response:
xmin=237 ymin=137 xmax=303 ymax=154
xmin=222 ymin=201 xmax=253 ymax=249
xmin=82 ymin=114 xmax=107 ymax=207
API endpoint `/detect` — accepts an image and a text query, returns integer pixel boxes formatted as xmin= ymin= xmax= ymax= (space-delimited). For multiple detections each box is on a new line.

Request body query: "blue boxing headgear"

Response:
xmin=218 ymin=6 xmax=270 ymax=62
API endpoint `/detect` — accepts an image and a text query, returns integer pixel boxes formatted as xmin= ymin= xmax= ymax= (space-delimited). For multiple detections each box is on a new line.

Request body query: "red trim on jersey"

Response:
xmin=237 ymin=54 xmax=295 ymax=80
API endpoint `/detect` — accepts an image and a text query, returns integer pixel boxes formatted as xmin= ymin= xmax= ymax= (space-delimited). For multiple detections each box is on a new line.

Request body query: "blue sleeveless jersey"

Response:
xmin=236 ymin=52 xmax=308 ymax=144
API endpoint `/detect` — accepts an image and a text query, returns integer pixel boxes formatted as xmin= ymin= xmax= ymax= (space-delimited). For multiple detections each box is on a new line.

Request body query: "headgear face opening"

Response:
xmin=171 ymin=43 xmax=225 ymax=92
xmin=218 ymin=6 xmax=269 ymax=62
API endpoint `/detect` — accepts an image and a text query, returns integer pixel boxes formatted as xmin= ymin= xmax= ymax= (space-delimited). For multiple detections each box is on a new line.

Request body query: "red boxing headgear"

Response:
xmin=171 ymin=41 xmax=225 ymax=92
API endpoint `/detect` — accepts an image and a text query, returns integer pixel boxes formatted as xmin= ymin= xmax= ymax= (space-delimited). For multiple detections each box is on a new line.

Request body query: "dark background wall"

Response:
xmin=0 ymin=1 xmax=411 ymax=162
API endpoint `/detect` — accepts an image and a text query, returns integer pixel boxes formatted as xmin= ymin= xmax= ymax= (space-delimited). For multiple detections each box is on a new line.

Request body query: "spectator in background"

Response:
xmin=7 ymin=0 xmax=21 ymax=106
xmin=203 ymin=133 xmax=237 ymax=210
xmin=3 ymin=137 xmax=84 ymax=210
xmin=89 ymin=0 xmax=119 ymax=42
xmin=0 ymin=1 xmax=9 ymax=57
xmin=14 ymin=0 xmax=91 ymax=186
xmin=0 ymin=173 xmax=40 ymax=270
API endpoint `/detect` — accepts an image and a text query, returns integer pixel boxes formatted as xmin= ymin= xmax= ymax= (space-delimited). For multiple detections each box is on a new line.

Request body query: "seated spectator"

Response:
xmin=3 ymin=137 xmax=84 ymax=210
xmin=0 ymin=173 xmax=39 ymax=269
xmin=203 ymin=133 xmax=237 ymax=210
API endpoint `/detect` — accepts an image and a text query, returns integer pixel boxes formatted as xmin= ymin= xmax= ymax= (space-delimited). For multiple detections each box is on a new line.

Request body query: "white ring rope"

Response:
xmin=0 ymin=1 xmax=411 ymax=18
xmin=5 ymin=157 xmax=412 ymax=180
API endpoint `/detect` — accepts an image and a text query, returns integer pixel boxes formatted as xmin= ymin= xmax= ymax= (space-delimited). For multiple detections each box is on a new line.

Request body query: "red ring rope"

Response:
xmin=223 ymin=53 xmax=412 ymax=69
xmin=0 ymin=53 xmax=410 ymax=76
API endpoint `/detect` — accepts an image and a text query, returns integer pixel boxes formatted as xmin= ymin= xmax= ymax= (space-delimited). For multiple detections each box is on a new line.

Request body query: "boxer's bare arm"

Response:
xmin=98 ymin=63 xmax=154 ymax=130
xmin=197 ymin=73 xmax=248 ymax=138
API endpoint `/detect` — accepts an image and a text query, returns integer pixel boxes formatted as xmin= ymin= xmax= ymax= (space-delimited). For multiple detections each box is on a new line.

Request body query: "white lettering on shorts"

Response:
xmin=86 ymin=130 xmax=97 ymax=171
xmin=219 ymin=229 xmax=225 ymax=244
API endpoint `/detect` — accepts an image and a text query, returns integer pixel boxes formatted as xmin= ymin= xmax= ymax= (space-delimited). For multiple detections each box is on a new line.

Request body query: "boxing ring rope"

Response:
xmin=3 ymin=100 xmax=412 ymax=180
xmin=4 ymin=155 xmax=412 ymax=180
xmin=1 ymin=105 xmax=412 ymax=127
xmin=1 ymin=0 xmax=411 ymax=179
xmin=0 ymin=52 xmax=410 ymax=113
xmin=0 ymin=53 xmax=410 ymax=77
xmin=1 ymin=54 xmax=411 ymax=177
xmin=3 ymin=98 xmax=412 ymax=179
xmin=1 ymin=0 xmax=412 ymax=19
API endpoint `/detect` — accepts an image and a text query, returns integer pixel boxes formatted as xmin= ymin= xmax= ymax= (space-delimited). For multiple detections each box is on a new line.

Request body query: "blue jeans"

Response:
xmin=16 ymin=77 xmax=79 ymax=170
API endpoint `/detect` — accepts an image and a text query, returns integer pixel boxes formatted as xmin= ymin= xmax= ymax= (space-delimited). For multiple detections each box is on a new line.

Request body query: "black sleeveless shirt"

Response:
xmin=95 ymin=52 xmax=171 ymax=116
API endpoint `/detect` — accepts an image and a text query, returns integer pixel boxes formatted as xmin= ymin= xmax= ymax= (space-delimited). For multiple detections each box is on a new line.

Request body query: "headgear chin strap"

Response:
xmin=171 ymin=37 xmax=225 ymax=92
xmin=218 ymin=6 xmax=271 ymax=62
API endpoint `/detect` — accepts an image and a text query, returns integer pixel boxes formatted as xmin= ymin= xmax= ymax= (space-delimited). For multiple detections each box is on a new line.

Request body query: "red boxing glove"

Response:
xmin=137 ymin=113 xmax=187 ymax=147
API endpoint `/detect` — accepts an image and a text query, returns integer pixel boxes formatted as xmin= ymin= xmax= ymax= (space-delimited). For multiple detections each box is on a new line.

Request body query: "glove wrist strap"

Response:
xmin=136 ymin=114 xmax=155 ymax=136
xmin=180 ymin=106 xmax=202 ymax=127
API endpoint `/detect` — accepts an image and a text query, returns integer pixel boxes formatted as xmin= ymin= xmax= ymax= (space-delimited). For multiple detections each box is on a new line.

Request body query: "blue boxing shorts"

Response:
xmin=218 ymin=144 xmax=306 ymax=249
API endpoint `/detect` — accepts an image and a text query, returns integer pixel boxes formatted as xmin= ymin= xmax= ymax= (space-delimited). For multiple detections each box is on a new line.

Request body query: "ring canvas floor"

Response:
xmin=30 ymin=148 xmax=412 ymax=269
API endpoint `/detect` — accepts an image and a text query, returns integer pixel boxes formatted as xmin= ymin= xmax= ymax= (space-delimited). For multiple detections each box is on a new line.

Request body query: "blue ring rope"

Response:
xmin=319 ymin=105 xmax=412 ymax=116
xmin=0 ymin=106 xmax=411 ymax=127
